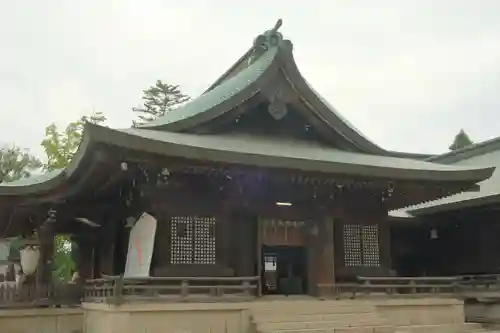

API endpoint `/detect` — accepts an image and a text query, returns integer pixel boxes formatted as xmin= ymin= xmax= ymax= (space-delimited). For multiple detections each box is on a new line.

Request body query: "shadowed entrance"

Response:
xmin=262 ymin=245 xmax=308 ymax=295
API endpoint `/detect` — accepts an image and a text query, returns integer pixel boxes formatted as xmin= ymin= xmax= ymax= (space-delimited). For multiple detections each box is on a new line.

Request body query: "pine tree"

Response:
xmin=132 ymin=80 xmax=190 ymax=127
xmin=449 ymin=129 xmax=473 ymax=151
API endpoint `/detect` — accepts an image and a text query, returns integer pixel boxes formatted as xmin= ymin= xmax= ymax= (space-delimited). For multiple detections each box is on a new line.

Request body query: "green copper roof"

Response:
xmin=141 ymin=46 xmax=279 ymax=129
xmin=390 ymin=139 xmax=500 ymax=217
xmin=0 ymin=123 xmax=494 ymax=197
xmin=117 ymin=127 xmax=493 ymax=181
xmin=137 ymin=20 xmax=394 ymax=154
xmin=137 ymin=20 xmax=431 ymax=162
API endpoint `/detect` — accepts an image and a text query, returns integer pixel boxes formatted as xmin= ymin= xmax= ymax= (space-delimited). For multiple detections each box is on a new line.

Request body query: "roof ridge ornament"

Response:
xmin=272 ymin=19 xmax=283 ymax=33
xmin=248 ymin=19 xmax=284 ymax=65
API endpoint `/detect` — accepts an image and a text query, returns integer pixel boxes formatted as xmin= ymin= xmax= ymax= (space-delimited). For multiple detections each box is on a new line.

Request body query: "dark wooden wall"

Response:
xmin=390 ymin=209 xmax=500 ymax=276
xmin=82 ymin=178 xmax=391 ymax=287
xmin=332 ymin=192 xmax=390 ymax=280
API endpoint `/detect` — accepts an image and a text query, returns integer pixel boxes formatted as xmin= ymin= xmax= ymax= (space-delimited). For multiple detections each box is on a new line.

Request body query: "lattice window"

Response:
xmin=194 ymin=216 xmax=216 ymax=264
xmin=170 ymin=216 xmax=194 ymax=264
xmin=343 ymin=224 xmax=380 ymax=267
xmin=361 ymin=225 xmax=380 ymax=266
xmin=170 ymin=216 xmax=216 ymax=264
xmin=343 ymin=224 xmax=362 ymax=267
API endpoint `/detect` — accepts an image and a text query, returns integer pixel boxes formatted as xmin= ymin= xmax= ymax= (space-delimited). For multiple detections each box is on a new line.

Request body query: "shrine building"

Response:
xmin=0 ymin=19 xmax=494 ymax=297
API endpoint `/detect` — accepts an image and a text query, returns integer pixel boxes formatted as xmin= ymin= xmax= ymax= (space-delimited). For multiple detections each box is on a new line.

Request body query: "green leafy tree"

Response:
xmin=40 ymin=111 xmax=106 ymax=281
xmin=449 ymin=129 xmax=474 ymax=151
xmin=52 ymin=235 xmax=75 ymax=282
xmin=132 ymin=80 xmax=190 ymax=127
xmin=41 ymin=112 xmax=106 ymax=171
xmin=0 ymin=145 xmax=42 ymax=183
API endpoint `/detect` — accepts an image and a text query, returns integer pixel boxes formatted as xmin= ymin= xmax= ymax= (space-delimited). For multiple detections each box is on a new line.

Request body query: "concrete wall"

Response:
xmin=0 ymin=308 xmax=83 ymax=333
xmin=374 ymin=297 xmax=465 ymax=325
xmin=82 ymin=302 xmax=251 ymax=333
xmin=464 ymin=300 xmax=500 ymax=324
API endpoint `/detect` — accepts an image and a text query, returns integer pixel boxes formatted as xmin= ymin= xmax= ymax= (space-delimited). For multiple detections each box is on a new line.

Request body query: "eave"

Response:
xmin=389 ymin=136 xmax=500 ymax=217
xmin=409 ymin=192 xmax=500 ymax=216
xmin=0 ymin=132 xmax=117 ymax=200
xmin=426 ymin=136 xmax=500 ymax=164
xmin=0 ymin=123 xmax=494 ymax=199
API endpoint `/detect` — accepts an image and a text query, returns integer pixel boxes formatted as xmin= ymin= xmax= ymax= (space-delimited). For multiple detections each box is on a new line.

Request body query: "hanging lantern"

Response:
xmin=20 ymin=246 xmax=40 ymax=275
xmin=310 ymin=223 xmax=319 ymax=236
xmin=430 ymin=228 xmax=438 ymax=240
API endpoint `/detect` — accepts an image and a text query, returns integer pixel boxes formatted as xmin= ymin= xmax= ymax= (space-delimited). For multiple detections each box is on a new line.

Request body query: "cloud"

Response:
xmin=0 ymin=0 xmax=500 ymax=157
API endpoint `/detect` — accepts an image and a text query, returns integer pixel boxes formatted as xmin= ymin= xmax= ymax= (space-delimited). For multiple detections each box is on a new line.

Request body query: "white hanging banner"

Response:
xmin=124 ymin=212 xmax=157 ymax=278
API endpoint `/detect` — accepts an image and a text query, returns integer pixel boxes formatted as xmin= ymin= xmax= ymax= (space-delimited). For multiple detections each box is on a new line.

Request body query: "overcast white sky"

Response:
xmin=1 ymin=0 xmax=499 ymax=158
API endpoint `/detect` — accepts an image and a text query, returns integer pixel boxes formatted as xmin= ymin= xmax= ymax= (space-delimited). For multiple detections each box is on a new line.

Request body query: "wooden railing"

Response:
xmin=458 ymin=274 xmax=500 ymax=298
xmin=84 ymin=276 xmax=260 ymax=304
xmin=320 ymin=276 xmax=459 ymax=298
xmin=3 ymin=274 xmax=500 ymax=306
xmin=460 ymin=274 xmax=500 ymax=288
xmin=320 ymin=274 xmax=500 ymax=299
xmin=358 ymin=276 xmax=459 ymax=294
xmin=0 ymin=282 xmax=83 ymax=308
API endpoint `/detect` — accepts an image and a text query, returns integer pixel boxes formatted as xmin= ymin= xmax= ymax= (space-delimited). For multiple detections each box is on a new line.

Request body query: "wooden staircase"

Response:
xmin=250 ymin=298 xmax=489 ymax=333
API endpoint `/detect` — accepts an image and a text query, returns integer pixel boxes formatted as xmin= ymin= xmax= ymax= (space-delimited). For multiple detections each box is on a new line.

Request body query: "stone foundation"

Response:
xmin=0 ymin=297 xmax=469 ymax=333
xmin=81 ymin=297 xmax=474 ymax=333
xmin=0 ymin=308 xmax=83 ymax=333
xmin=82 ymin=302 xmax=251 ymax=333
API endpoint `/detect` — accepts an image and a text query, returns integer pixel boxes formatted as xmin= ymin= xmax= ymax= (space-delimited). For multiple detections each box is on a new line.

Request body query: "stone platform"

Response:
xmin=80 ymin=297 xmax=488 ymax=333
xmin=251 ymin=298 xmax=483 ymax=333
xmin=0 ymin=297 xmax=493 ymax=333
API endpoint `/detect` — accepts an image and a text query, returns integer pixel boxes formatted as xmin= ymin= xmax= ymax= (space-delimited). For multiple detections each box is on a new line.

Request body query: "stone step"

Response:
xmin=257 ymin=318 xmax=388 ymax=331
xmin=379 ymin=315 xmax=465 ymax=326
xmin=265 ymin=323 xmax=483 ymax=333
xmin=251 ymin=300 xmax=374 ymax=306
xmin=254 ymin=312 xmax=382 ymax=324
xmin=387 ymin=323 xmax=482 ymax=333
xmin=252 ymin=304 xmax=376 ymax=315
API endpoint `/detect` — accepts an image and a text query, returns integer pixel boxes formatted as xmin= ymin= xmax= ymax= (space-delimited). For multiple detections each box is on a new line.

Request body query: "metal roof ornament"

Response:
xmin=268 ymin=95 xmax=288 ymax=120
xmin=248 ymin=19 xmax=284 ymax=65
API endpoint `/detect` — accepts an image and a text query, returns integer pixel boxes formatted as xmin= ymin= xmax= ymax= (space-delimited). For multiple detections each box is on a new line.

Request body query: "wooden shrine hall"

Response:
xmin=0 ymin=19 xmax=495 ymax=299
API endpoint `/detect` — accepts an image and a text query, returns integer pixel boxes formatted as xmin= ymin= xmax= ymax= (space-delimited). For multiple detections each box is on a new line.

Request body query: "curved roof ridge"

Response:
xmin=138 ymin=44 xmax=279 ymax=131
xmin=137 ymin=19 xmax=392 ymax=155
xmin=0 ymin=169 xmax=65 ymax=188
xmin=203 ymin=47 xmax=254 ymax=93
xmin=204 ymin=19 xmax=285 ymax=93
xmin=277 ymin=51 xmax=386 ymax=154
xmin=0 ymin=124 xmax=98 ymax=196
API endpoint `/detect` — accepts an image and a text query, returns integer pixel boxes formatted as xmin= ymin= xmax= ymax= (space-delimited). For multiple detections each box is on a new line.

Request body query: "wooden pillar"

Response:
xmin=232 ymin=213 xmax=254 ymax=276
xmin=97 ymin=219 xmax=117 ymax=276
xmin=74 ymin=233 xmax=95 ymax=279
xmin=215 ymin=209 xmax=231 ymax=268
xmin=380 ymin=222 xmax=392 ymax=274
xmin=307 ymin=223 xmax=317 ymax=295
xmin=309 ymin=216 xmax=335 ymax=296
xmin=37 ymin=222 xmax=55 ymax=285
xmin=256 ymin=217 xmax=263 ymax=296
